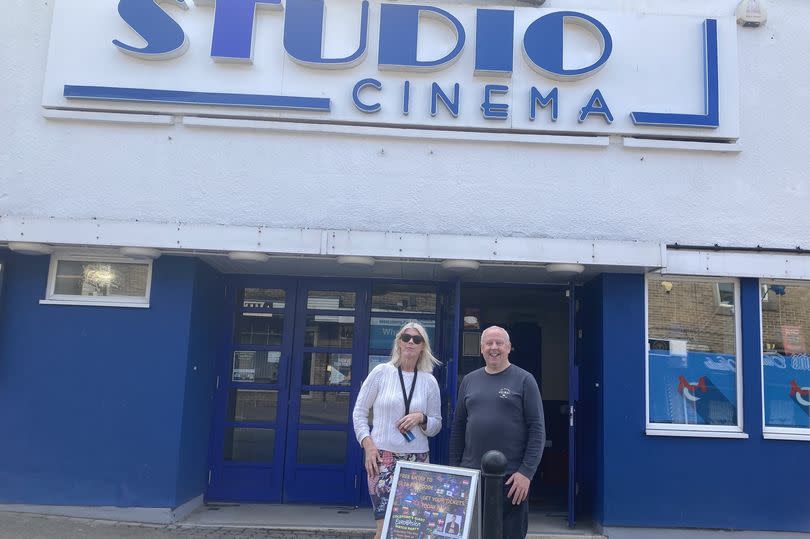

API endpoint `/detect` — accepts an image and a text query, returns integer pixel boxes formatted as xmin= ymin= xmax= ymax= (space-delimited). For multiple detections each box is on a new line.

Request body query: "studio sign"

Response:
xmin=70 ymin=0 xmax=720 ymax=128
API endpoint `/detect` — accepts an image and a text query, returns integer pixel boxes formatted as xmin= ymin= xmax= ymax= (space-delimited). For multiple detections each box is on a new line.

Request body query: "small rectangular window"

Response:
xmin=761 ymin=281 xmax=810 ymax=440
xmin=646 ymin=276 xmax=744 ymax=436
xmin=371 ymin=284 xmax=437 ymax=314
xmin=41 ymin=254 xmax=152 ymax=307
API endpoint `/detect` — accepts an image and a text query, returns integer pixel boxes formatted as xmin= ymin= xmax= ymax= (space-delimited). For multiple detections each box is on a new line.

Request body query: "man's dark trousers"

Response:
xmin=502 ymin=481 xmax=529 ymax=539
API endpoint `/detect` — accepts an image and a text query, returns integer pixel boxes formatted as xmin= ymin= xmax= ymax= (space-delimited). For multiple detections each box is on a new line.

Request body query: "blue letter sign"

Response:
xmin=630 ymin=19 xmax=720 ymax=128
xmin=378 ymin=4 xmax=465 ymax=71
xmin=113 ymin=0 xmax=189 ymax=60
xmin=522 ymin=11 xmax=612 ymax=81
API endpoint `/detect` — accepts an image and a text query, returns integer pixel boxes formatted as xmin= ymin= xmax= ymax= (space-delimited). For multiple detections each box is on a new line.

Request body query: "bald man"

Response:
xmin=449 ymin=326 xmax=546 ymax=539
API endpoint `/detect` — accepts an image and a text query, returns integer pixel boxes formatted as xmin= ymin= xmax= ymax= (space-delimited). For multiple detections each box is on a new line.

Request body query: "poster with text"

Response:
xmin=763 ymin=352 xmax=810 ymax=429
xmin=382 ymin=462 xmax=479 ymax=539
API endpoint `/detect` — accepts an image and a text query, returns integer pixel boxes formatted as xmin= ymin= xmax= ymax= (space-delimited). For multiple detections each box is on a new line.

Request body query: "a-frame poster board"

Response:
xmin=381 ymin=461 xmax=480 ymax=539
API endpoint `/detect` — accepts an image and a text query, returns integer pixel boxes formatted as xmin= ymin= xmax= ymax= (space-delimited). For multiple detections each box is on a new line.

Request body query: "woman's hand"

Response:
xmin=396 ymin=412 xmax=425 ymax=433
xmin=362 ymin=437 xmax=381 ymax=478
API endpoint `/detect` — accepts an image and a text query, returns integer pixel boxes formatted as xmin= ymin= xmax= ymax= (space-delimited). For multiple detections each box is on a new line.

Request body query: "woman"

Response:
xmin=352 ymin=322 xmax=442 ymax=539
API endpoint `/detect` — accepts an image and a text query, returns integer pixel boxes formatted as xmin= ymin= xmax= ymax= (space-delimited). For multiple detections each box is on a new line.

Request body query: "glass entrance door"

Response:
xmin=282 ymin=282 xmax=369 ymax=503
xmin=208 ymin=278 xmax=449 ymax=505
xmin=208 ymin=279 xmax=369 ymax=504
xmin=208 ymin=282 xmax=296 ymax=502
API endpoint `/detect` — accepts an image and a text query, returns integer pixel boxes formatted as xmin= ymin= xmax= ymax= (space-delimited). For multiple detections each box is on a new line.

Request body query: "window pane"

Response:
xmin=299 ymin=391 xmax=350 ymax=424
xmin=224 ymin=427 xmax=275 ymax=462
xmin=717 ymin=283 xmax=735 ymax=306
xmin=228 ymin=389 xmax=278 ymax=422
xmin=372 ymin=284 xmax=437 ymax=314
xmin=304 ymin=315 xmax=354 ymax=347
xmin=307 ymin=291 xmax=356 ymax=311
xmin=369 ymin=317 xmax=435 ymax=350
xmin=232 ymin=351 xmax=281 ymax=383
xmin=302 ymin=353 xmax=352 ymax=386
xmin=369 ymin=354 xmax=389 ymax=375
xmin=762 ymin=284 xmax=810 ymax=430
xmin=242 ymin=288 xmax=285 ymax=309
xmin=297 ymin=431 xmax=347 ymax=465
xmin=235 ymin=313 xmax=284 ymax=345
xmin=53 ymin=260 xmax=148 ymax=297
xmin=647 ymin=278 xmax=739 ymax=426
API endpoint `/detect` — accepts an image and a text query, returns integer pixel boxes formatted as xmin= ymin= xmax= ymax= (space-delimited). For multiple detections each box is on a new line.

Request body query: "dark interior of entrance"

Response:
xmin=459 ymin=286 xmax=570 ymax=513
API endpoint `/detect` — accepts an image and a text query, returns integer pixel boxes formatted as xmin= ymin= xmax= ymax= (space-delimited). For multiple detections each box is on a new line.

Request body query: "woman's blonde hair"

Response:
xmin=388 ymin=321 xmax=441 ymax=373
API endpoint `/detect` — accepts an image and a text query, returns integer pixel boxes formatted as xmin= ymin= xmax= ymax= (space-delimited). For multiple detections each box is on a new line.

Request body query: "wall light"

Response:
xmin=736 ymin=0 xmax=767 ymax=27
xmin=661 ymin=281 xmax=673 ymax=293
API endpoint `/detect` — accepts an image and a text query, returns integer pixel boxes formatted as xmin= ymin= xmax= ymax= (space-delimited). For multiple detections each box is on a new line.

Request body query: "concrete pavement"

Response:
xmin=0 ymin=512 xmax=374 ymax=539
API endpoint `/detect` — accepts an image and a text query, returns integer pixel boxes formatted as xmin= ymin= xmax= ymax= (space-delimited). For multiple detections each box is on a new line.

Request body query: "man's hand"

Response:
xmin=505 ymin=472 xmax=531 ymax=505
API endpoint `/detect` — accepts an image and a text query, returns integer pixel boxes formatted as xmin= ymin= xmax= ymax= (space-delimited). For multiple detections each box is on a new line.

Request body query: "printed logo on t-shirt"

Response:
xmin=498 ymin=388 xmax=511 ymax=399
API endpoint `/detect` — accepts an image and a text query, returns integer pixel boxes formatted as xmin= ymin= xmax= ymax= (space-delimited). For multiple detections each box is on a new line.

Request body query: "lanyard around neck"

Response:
xmin=397 ymin=366 xmax=418 ymax=415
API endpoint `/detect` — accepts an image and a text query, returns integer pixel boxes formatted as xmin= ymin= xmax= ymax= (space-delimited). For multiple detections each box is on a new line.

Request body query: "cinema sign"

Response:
xmin=42 ymin=0 xmax=740 ymax=140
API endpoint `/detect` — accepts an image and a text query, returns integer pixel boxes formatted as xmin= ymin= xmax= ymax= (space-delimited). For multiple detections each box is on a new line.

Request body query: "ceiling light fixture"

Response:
xmin=336 ymin=255 xmax=376 ymax=267
xmin=441 ymin=259 xmax=481 ymax=272
xmin=228 ymin=251 xmax=270 ymax=263
xmin=7 ymin=242 xmax=54 ymax=255
xmin=546 ymin=263 xmax=585 ymax=274
xmin=119 ymin=246 xmax=161 ymax=259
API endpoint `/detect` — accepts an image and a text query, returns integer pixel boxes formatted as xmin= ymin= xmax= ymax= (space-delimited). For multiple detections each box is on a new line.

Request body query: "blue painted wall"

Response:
xmin=600 ymin=274 xmax=810 ymax=533
xmin=0 ymin=252 xmax=221 ymax=508
xmin=174 ymin=260 xmax=225 ymax=505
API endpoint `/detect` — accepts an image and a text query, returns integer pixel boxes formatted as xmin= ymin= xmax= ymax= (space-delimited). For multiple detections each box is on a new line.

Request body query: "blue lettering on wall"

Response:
xmin=481 ymin=85 xmax=509 ymax=120
xmin=102 ymin=2 xmax=726 ymax=133
xmin=112 ymin=0 xmax=189 ymax=60
xmin=352 ymin=78 xmax=382 ymax=113
xmin=522 ymin=11 xmax=612 ymax=81
xmin=579 ymin=89 xmax=613 ymax=123
xmin=378 ymin=4 xmax=465 ymax=71
xmin=284 ymin=0 xmax=369 ymax=67
xmin=530 ymin=87 xmax=558 ymax=121
xmin=630 ymin=19 xmax=720 ymax=128
xmin=431 ymin=82 xmax=460 ymax=117
xmin=403 ymin=80 xmax=411 ymax=115
xmin=474 ymin=9 xmax=514 ymax=77
xmin=206 ymin=0 xmax=281 ymax=63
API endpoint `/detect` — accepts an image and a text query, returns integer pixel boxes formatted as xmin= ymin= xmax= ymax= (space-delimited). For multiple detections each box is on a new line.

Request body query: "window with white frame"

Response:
xmin=41 ymin=254 xmax=152 ymax=307
xmin=760 ymin=281 xmax=810 ymax=439
xmin=646 ymin=276 xmax=743 ymax=434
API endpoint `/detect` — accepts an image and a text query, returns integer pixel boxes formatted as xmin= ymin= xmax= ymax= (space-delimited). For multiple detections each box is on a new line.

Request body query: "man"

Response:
xmin=449 ymin=326 xmax=546 ymax=539
xmin=444 ymin=514 xmax=460 ymax=535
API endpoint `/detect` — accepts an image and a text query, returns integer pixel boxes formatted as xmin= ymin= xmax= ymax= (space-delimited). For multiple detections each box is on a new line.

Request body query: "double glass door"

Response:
xmin=207 ymin=279 xmax=368 ymax=504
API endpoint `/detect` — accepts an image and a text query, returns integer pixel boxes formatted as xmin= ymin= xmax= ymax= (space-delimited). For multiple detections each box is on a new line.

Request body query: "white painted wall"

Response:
xmin=1 ymin=0 xmax=809 ymax=250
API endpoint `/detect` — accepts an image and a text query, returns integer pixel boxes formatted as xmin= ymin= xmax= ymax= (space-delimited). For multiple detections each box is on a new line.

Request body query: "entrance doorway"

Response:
xmin=207 ymin=278 xmax=369 ymax=504
xmin=458 ymin=286 xmax=574 ymax=518
xmin=207 ymin=278 xmax=449 ymax=505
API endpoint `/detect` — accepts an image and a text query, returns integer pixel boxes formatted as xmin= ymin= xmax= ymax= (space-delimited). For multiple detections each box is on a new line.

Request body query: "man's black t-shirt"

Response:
xmin=449 ymin=364 xmax=546 ymax=479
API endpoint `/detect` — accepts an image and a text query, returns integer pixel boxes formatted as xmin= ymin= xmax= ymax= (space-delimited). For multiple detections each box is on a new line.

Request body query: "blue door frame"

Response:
xmin=282 ymin=279 xmax=370 ymax=504
xmin=207 ymin=276 xmax=457 ymax=505
xmin=207 ymin=276 xmax=298 ymax=503
xmin=568 ymin=283 xmax=580 ymax=527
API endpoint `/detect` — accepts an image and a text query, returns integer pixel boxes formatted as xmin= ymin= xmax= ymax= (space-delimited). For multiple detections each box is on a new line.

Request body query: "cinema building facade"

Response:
xmin=0 ymin=0 xmax=808 ymax=537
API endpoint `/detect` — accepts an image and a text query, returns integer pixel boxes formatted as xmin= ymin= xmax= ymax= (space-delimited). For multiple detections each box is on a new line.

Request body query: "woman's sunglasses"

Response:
xmin=400 ymin=333 xmax=424 ymax=345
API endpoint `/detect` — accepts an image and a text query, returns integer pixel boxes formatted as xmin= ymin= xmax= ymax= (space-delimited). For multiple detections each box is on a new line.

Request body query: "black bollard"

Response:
xmin=481 ymin=450 xmax=507 ymax=539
